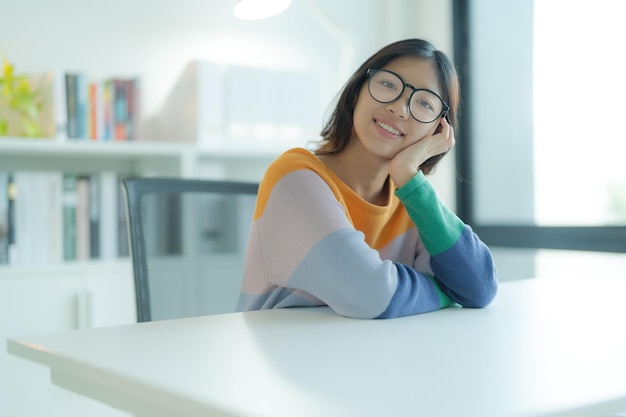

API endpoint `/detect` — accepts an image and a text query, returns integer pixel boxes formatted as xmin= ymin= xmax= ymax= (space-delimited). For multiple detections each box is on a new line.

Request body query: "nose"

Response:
xmin=386 ymin=89 xmax=411 ymax=119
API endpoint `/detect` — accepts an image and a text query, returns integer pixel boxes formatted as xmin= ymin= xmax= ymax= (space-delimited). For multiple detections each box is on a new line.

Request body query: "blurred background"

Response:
xmin=0 ymin=1 xmax=625 ymax=416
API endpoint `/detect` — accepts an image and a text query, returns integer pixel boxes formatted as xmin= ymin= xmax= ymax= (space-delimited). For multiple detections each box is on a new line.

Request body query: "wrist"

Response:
xmin=390 ymin=166 xmax=419 ymax=189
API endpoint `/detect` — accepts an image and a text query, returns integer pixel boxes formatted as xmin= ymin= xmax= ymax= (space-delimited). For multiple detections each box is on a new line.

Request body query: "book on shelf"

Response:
xmin=0 ymin=170 xmax=127 ymax=267
xmin=88 ymin=82 xmax=99 ymax=140
xmin=8 ymin=171 xmax=63 ymax=265
xmin=89 ymin=173 xmax=100 ymax=258
xmin=75 ymin=175 xmax=91 ymax=261
xmin=7 ymin=174 xmax=16 ymax=263
xmin=99 ymin=171 xmax=120 ymax=260
xmin=65 ymin=73 xmax=79 ymax=139
xmin=62 ymin=174 xmax=78 ymax=261
xmin=0 ymin=172 xmax=9 ymax=265
xmin=63 ymin=73 xmax=140 ymax=141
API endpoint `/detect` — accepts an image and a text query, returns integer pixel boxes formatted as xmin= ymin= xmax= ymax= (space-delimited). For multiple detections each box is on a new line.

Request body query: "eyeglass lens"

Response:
xmin=368 ymin=70 xmax=444 ymax=123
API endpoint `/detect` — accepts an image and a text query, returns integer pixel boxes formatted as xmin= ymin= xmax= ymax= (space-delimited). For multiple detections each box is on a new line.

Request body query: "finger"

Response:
xmin=442 ymin=119 xmax=454 ymax=142
xmin=439 ymin=117 xmax=452 ymax=139
xmin=442 ymin=124 xmax=455 ymax=153
xmin=447 ymin=127 xmax=455 ymax=145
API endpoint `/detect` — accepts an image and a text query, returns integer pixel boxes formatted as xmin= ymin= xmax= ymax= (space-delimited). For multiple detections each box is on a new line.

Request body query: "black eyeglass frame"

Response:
xmin=366 ymin=68 xmax=450 ymax=124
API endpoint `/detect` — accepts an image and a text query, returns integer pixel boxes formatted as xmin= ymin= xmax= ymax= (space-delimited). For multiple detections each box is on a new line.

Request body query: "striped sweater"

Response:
xmin=237 ymin=148 xmax=497 ymax=318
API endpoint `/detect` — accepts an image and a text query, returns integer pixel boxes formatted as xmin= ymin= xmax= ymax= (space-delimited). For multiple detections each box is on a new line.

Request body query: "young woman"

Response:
xmin=237 ymin=39 xmax=497 ymax=319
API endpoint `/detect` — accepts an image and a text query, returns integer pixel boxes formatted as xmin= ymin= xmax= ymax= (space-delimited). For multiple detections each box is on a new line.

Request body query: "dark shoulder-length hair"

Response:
xmin=316 ymin=38 xmax=460 ymax=175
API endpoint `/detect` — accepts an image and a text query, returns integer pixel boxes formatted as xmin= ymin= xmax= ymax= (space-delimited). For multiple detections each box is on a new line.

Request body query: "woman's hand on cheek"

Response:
xmin=388 ymin=117 xmax=455 ymax=188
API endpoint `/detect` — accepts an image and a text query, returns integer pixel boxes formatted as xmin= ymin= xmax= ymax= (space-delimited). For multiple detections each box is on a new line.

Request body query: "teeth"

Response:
xmin=376 ymin=121 xmax=402 ymax=136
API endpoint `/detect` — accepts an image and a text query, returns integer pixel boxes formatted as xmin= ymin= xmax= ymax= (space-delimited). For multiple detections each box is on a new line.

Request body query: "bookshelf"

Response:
xmin=0 ymin=136 xmax=279 ymax=264
xmin=0 ymin=135 xmax=279 ymax=264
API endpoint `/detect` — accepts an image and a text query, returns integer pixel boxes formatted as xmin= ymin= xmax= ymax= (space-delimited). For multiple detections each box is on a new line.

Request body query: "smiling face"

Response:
xmin=351 ymin=56 xmax=443 ymax=160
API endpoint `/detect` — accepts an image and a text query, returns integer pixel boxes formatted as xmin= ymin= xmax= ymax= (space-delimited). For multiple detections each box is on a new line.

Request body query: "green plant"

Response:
xmin=0 ymin=57 xmax=42 ymax=137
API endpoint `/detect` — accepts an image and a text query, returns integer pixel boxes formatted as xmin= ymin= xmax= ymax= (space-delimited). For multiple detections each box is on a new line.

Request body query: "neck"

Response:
xmin=319 ymin=145 xmax=390 ymax=205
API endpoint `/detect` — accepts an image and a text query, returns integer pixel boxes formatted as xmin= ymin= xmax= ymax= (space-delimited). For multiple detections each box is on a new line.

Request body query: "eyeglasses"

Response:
xmin=366 ymin=68 xmax=449 ymax=124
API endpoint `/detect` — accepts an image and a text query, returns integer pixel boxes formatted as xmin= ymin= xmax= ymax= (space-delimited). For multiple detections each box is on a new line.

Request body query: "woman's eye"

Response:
xmin=381 ymin=80 xmax=396 ymax=90
xmin=418 ymin=99 xmax=433 ymax=110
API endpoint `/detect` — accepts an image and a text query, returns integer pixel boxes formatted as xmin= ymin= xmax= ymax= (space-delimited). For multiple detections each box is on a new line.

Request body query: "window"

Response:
xmin=453 ymin=0 xmax=626 ymax=279
xmin=534 ymin=0 xmax=626 ymax=226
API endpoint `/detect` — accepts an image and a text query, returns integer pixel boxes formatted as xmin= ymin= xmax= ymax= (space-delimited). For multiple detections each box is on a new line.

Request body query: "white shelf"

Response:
xmin=0 ymin=137 xmax=185 ymax=176
xmin=0 ymin=136 xmax=189 ymax=156
xmin=0 ymin=136 xmax=285 ymax=158
xmin=0 ymin=136 xmax=283 ymax=178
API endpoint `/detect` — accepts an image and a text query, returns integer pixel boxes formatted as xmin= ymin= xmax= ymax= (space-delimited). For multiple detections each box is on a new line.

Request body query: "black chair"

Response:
xmin=122 ymin=178 xmax=258 ymax=322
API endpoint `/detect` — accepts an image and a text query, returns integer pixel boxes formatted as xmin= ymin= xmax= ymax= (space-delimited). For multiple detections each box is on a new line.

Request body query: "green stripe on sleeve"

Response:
xmin=427 ymin=276 xmax=455 ymax=308
xmin=395 ymin=172 xmax=465 ymax=255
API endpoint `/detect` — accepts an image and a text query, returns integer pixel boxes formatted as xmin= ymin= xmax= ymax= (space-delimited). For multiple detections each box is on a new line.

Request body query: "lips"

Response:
xmin=375 ymin=119 xmax=404 ymax=137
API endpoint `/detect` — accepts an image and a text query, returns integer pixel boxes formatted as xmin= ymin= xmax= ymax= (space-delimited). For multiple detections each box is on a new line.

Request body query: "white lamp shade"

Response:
xmin=233 ymin=0 xmax=292 ymax=20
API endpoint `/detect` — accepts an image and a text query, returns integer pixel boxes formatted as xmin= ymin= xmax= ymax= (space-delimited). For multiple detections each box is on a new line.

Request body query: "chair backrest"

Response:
xmin=122 ymin=178 xmax=258 ymax=322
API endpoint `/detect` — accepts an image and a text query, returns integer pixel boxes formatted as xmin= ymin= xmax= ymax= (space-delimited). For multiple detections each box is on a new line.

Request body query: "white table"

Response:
xmin=7 ymin=276 xmax=626 ymax=417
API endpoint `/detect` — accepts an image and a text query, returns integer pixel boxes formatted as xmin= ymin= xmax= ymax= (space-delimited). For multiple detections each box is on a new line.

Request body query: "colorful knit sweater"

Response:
xmin=237 ymin=148 xmax=497 ymax=319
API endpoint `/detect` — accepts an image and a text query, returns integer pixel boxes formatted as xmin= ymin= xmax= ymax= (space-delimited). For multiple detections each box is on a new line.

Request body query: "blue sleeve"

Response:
xmin=430 ymin=226 xmax=498 ymax=308
xmin=376 ymin=263 xmax=455 ymax=318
